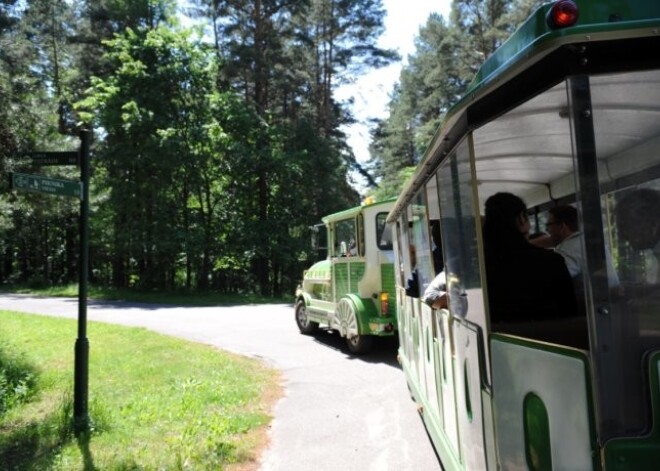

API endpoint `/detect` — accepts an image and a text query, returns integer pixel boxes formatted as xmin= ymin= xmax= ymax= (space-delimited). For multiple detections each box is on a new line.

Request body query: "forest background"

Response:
xmin=0 ymin=0 xmax=544 ymax=297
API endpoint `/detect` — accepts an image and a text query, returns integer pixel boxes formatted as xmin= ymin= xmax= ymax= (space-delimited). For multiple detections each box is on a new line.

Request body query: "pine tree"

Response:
xmin=368 ymin=0 xmax=531 ymax=198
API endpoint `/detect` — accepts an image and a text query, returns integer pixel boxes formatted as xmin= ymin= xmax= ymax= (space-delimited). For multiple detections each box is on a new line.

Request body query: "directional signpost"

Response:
xmin=10 ymin=172 xmax=82 ymax=199
xmin=26 ymin=151 xmax=79 ymax=166
xmin=10 ymin=133 xmax=91 ymax=432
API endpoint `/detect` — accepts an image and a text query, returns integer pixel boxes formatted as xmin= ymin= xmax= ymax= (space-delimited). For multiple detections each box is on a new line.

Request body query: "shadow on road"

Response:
xmin=310 ymin=329 xmax=400 ymax=368
xmin=0 ymin=293 xmax=292 ymax=312
xmin=86 ymin=299 xmax=293 ymax=311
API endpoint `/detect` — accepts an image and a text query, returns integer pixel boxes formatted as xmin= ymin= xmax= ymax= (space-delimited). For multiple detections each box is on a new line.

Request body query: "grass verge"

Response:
xmin=0 ymin=310 xmax=281 ymax=470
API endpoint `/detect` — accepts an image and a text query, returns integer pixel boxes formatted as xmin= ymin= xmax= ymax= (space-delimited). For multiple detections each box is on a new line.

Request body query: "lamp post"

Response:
xmin=73 ymin=129 xmax=91 ymax=431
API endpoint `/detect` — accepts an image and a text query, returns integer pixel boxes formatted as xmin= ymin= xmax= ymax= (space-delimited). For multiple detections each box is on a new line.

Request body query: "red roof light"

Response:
xmin=547 ymin=0 xmax=579 ymax=29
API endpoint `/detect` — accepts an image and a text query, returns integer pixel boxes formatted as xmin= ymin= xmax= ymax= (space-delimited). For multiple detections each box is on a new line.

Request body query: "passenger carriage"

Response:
xmin=390 ymin=1 xmax=660 ymax=469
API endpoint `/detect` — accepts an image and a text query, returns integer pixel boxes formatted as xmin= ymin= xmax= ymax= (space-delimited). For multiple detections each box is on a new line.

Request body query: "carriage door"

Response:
xmin=438 ymin=139 xmax=492 ymax=469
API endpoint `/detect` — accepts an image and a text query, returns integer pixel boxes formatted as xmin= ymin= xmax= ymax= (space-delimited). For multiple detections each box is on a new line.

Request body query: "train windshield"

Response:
xmin=333 ymin=218 xmax=357 ymax=257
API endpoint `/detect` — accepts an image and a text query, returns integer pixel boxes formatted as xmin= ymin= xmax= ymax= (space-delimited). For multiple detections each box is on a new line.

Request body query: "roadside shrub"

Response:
xmin=0 ymin=343 xmax=38 ymax=415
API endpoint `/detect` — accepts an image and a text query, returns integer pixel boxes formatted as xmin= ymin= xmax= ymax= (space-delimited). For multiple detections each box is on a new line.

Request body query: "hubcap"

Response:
xmin=336 ymin=299 xmax=358 ymax=338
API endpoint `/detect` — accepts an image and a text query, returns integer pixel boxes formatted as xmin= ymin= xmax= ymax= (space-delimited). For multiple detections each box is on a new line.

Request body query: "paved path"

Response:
xmin=0 ymin=294 xmax=442 ymax=471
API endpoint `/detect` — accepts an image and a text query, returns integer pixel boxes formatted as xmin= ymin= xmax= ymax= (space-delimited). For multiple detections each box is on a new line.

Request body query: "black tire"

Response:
xmin=295 ymin=299 xmax=319 ymax=335
xmin=346 ymin=333 xmax=373 ymax=354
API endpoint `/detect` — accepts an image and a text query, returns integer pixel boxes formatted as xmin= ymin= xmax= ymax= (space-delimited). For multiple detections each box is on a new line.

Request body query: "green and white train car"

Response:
xmin=389 ymin=1 xmax=660 ymax=469
xmin=295 ymin=199 xmax=397 ymax=354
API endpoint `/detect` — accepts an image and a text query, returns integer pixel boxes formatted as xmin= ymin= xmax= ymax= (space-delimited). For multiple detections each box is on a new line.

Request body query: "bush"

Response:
xmin=0 ymin=343 xmax=37 ymax=415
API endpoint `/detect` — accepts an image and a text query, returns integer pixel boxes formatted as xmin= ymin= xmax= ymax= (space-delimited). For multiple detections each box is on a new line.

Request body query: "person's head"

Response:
xmin=483 ymin=192 xmax=530 ymax=249
xmin=616 ymin=188 xmax=660 ymax=250
xmin=547 ymin=205 xmax=579 ymax=245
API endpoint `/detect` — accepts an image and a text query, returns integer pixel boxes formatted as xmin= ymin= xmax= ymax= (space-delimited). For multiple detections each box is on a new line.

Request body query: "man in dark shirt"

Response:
xmin=483 ymin=193 xmax=578 ymax=322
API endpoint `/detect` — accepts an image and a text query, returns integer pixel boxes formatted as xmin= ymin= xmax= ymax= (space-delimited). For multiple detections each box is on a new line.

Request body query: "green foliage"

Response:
xmin=79 ymin=25 xmax=247 ymax=290
xmin=0 ymin=343 xmax=37 ymax=415
xmin=367 ymin=11 xmax=465 ymax=190
xmin=369 ymin=166 xmax=417 ymax=202
xmin=1 ymin=0 xmax=392 ymax=297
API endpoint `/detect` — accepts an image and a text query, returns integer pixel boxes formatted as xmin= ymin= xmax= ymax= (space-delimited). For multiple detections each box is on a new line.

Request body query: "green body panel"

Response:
xmin=490 ymin=334 xmax=598 ymax=470
xmin=399 ymin=348 xmax=464 ymax=471
xmin=603 ymin=351 xmax=660 ymax=470
xmin=297 ymin=260 xmax=331 ymax=304
xmin=298 ymin=259 xmax=396 ymax=337
xmin=343 ymin=294 xmax=378 ymax=335
xmin=333 ymin=261 xmax=365 ymax=300
xmin=304 ymin=260 xmax=331 ymax=281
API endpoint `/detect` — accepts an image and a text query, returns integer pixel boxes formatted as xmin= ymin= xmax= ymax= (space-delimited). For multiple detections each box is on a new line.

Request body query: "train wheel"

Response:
xmin=337 ymin=298 xmax=373 ymax=354
xmin=295 ymin=300 xmax=319 ymax=334
xmin=347 ymin=332 xmax=373 ymax=354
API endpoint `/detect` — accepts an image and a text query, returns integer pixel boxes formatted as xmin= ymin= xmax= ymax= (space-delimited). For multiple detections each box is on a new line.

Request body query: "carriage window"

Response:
xmin=472 ymin=80 xmax=576 ymax=208
xmin=393 ymin=220 xmax=407 ymax=286
xmin=402 ymin=208 xmax=419 ymax=296
xmin=376 ymin=213 xmax=393 ymax=250
xmin=411 ymin=191 xmax=434 ymax=295
xmin=425 ymin=180 xmax=443 ymax=276
xmin=437 ymin=139 xmax=484 ymax=322
xmin=334 ymin=218 xmax=357 ymax=257
xmin=472 ymin=80 xmax=584 ymax=340
xmin=587 ymin=69 xmax=660 ymax=439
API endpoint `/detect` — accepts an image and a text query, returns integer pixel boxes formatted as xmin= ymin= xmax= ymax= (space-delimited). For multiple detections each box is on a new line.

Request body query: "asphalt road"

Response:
xmin=0 ymin=294 xmax=442 ymax=471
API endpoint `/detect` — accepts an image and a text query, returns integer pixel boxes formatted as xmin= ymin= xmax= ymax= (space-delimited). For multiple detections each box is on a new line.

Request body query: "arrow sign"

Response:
xmin=25 ymin=151 xmax=79 ymax=166
xmin=10 ymin=172 xmax=83 ymax=199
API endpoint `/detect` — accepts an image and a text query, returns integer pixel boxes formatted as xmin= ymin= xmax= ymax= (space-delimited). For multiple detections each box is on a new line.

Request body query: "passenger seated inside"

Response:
xmin=616 ymin=188 xmax=660 ymax=284
xmin=347 ymin=239 xmax=358 ymax=256
xmin=423 ymin=271 xmax=447 ymax=309
xmin=535 ymin=205 xmax=618 ymax=286
xmin=530 ymin=205 xmax=620 ymax=318
xmin=483 ymin=193 xmax=578 ymax=324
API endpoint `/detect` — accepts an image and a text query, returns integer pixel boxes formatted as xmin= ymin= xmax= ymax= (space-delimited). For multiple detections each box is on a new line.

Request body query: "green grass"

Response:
xmin=0 ymin=310 xmax=281 ymax=470
xmin=1 ymin=283 xmax=291 ymax=306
